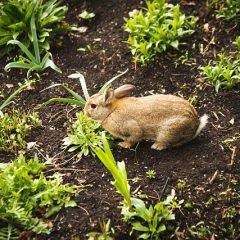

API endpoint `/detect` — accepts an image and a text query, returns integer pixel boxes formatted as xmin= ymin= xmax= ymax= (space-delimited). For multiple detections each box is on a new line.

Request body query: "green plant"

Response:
xmin=121 ymin=196 xmax=180 ymax=239
xmin=4 ymin=15 xmax=61 ymax=78
xmin=0 ymin=80 xmax=33 ymax=112
xmin=93 ymin=134 xmax=181 ymax=239
xmin=92 ymin=132 xmax=132 ymax=208
xmin=0 ymin=154 xmax=76 ymax=234
xmin=37 ymin=69 xmax=128 ymax=109
xmin=79 ymin=10 xmax=95 ymax=20
xmin=0 ymin=109 xmax=41 ymax=153
xmin=146 ymin=170 xmax=156 ymax=179
xmin=0 ymin=0 xmax=71 ymax=56
xmin=123 ymin=0 xmax=197 ymax=66
xmin=63 ymin=112 xmax=113 ymax=159
xmin=87 ymin=219 xmax=114 ymax=240
xmin=234 ymin=36 xmax=240 ymax=50
xmin=209 ymin=0 xmax=240 ymax=20
xmin=201 ymin=52 xmax=240 ymax=92
xmin=0 ymin=224 xmax=19 ymax=240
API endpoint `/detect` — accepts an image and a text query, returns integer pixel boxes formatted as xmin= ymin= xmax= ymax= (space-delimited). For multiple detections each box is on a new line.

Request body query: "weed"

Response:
xmin=63 ymin=112 xmax=113 ymax=159
xmin=146 ymin=169 xmax=156 ymax=179
xmin=86 ymin=219 xmax=114 ymax=240
xmin=234 ymin=36 xmax=240 ymax=50
xmin=188 ymin=221 xmax=211 ymax=239
xmin=79 ymin=10 xmax=95 ymax=20
xmin=123 ymin=0 xmax=197 ymax=66
xmin=0 ymin=109 xmax=41 ymax=153
xmin=0 ymin=155 xmax=77 ymax=234
xmin=209 ymin=0 xmax=240 ymax=21
xmin=201 ymin=52 xmax=240 ymax=92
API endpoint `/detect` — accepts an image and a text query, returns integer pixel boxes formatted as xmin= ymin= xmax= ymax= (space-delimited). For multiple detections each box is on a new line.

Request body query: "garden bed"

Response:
xmin=0 ymin=0 xmax=239 ymax=239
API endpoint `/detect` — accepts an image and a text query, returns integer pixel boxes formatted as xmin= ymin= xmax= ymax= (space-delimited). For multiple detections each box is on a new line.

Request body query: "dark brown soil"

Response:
xmin=0 ymin=0 xmax=239 ymax=239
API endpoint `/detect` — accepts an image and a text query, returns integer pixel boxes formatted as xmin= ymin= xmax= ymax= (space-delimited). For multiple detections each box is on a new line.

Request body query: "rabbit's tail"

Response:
xmin=194 ymin=114 xmax=208 ymax=138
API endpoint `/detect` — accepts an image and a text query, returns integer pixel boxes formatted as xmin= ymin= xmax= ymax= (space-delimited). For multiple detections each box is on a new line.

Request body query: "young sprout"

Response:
xmin=146 ymin=169 xmax=156 ymax=179
xmin=79 ymin=10 xmax=95 ymax=20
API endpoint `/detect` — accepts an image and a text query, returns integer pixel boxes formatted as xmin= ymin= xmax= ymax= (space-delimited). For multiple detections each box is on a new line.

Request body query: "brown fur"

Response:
xmin=84 ymin=84 xmax=206 ymax=150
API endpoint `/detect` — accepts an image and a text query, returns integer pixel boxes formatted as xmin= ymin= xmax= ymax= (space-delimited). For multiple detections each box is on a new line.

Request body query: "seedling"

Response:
xmin=0 ymin=109 xmax=41 ymax=153
xmin=86 ymin=219 xmax=114 ymax=240
xmin=79 ymin=10 xmax=95 ymax=20
xmin=146 ymin=169 xmax=156 ymax=179
xmin=209 ymin=0 xmax=240 ymax=20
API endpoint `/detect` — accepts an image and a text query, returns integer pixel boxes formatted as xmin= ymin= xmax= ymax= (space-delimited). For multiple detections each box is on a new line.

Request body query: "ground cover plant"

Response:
xmin=0 ymin=155 xmax=76 ymax=236
xmin=123 ymin=0 xmax=197 ymax=65
xmin=202 ymin=51 xmax=240 ymax=92
xmin=209 ymin=0 xmax=240 ymax=20
xmin=0 ymin=0 xmax=239 ymax=239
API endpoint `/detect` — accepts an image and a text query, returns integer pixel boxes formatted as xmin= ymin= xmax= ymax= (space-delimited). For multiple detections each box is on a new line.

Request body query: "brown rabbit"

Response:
xmin=84 ymin=84 xmax=208 ymax=150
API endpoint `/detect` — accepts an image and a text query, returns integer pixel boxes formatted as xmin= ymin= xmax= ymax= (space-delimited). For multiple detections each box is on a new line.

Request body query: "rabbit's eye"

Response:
xmin=91 ymin=104 xmax=97 ymax=109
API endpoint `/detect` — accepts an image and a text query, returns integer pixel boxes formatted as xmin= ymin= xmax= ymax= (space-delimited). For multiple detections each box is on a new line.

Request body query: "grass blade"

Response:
xmin=99 ymin=68 xmax=128 ymax=93
xmin=0 ymin=82 xmax=31 ymax=111
xmin=30 ymin=14 xmax=40 ymax=64
xmin=35 ymin=97 xmax=85 ymax=109
xmin=7 ymin=40 xmax=36 ymax=63
xmin=68 ymin=72 xmax=90 ymax=100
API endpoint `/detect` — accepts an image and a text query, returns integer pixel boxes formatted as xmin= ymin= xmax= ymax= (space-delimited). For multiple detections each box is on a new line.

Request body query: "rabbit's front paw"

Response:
xmin=118 ymin=141 xmax=133 ymax=149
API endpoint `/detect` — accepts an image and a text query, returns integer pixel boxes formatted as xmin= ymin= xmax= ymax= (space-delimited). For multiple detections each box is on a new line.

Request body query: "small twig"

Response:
xmin=159 ymin=177 xmax=169 ymax=200
xmin=228 ymin=146 xmax=237 ymax=169
xmin=45 ymin=167 xmax=89 ymax=173
xmin=209 ymin=170 xmax=219 ymax=184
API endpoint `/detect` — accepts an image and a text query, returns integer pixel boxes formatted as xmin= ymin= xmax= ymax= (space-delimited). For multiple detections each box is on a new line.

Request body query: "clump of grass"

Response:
xmin=123 ymin=0 xmax=197 ymax=66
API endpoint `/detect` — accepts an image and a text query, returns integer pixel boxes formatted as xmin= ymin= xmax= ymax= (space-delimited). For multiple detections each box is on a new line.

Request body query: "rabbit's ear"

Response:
xmin=103 ymin=88 xmax=114 ymax=104
xmin=114 ymin=84 xmax=136 ymax=98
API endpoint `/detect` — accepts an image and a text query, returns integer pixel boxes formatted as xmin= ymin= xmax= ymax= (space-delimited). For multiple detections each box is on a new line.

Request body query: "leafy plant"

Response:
xmin=92 ymin=132 xmax=132 ymax=208
xmin=63 ymin=112 xmax=113 ymax=159
xmin=79 ymin=10 xmax=95 ymax=20
xmin=201 ymin=52 xmax=240 ymax=92
xmin=93 ymin=134 xmax=181 ymax=239
xmin=37 ymin=69 xmax=128 ymax=109
xmin=146 ymin=170 xmax=156 ymax=179
xmin=0 ymin=224 xmax=19 ymax=240
xmin=0 ymin=80 xmax=33 ymax=112
xmin=0 ymin=155 xmax=77 ymax=234
xmin=87 ymin=219 xmax=114 ymax=240
xmin=0 ymin=109 xmax=41 ymax=153
xmin=4 ymin=15 xmax=61 ymax=78
xmin=209 ymin=0 xmax=240 ymax=20
xmin=123 ymin=0 xmax=197 ymax=65
xmin=121 ymin=196 xmax=179 ymax=239
xmin=0 ymin=0 xmax=71 ymax=56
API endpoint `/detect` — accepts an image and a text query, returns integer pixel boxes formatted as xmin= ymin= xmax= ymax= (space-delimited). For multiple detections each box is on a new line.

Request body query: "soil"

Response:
xmin=0 ymin=0 xmax=240 ymax=239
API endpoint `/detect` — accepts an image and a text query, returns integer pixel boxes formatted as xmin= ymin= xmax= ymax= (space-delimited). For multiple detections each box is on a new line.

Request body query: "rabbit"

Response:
xmin=84 ymin=84 xmax=208 ymax=151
